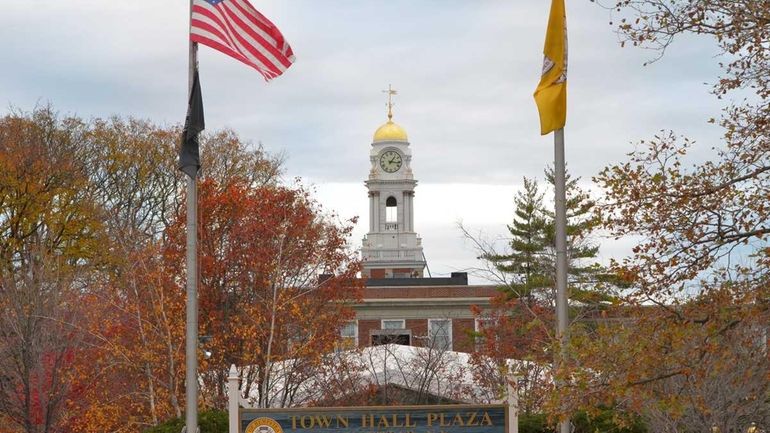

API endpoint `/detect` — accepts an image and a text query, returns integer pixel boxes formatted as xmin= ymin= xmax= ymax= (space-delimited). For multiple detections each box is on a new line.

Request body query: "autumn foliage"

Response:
xmin=469 ymin=297 xmax=552 ymax=414
xmin=566 ymin=0 xmax=770 ymax=429
xmin=165 ymin=179 xmax=362 ymax=409
xmin=0 ymin=107 xmax=361 ymax=433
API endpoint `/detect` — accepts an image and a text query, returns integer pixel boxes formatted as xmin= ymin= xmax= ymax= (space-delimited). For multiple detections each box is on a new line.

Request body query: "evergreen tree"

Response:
xmin=483 ymin=177 xmax=550 ymax=301
xmin=542 ymin=167 xmax=614 ymax=305
xmin=486 ymin=169 xmax=616 ymax=306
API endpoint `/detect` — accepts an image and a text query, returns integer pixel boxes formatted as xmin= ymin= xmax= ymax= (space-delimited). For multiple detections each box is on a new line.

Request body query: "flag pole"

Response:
xmin=185 ymin=0 xmax=199 ymax=431
xmin=553 ymin=127 xmax=569 ymax=433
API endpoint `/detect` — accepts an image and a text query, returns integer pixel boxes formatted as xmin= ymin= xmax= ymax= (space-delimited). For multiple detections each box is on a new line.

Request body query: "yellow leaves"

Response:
xmin=0 ymin=107 xmax=323 ymax=429
xmin=0 ymin=108 xmax=106 ymax=270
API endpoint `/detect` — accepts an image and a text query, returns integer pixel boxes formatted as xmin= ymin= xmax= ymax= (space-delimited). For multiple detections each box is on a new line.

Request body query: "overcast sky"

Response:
xmin=0 ymin=0 xmax=726 ymax=283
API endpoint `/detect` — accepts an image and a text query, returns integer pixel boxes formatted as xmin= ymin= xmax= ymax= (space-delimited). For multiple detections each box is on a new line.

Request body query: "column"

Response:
xmin=507 ymin=375 xmax=520 ymax=433
xmin=401 ymin=191 xmax=408 ymax=232
xmin=408 ymin=191 xmax=415 ymax=232
xmin=369 ymin=191 xmax=375 ymax=232
xmin=228 ymin=365 xmax=240 ymax=433
xmin=373 ymin=192 xmax=380 ymax=232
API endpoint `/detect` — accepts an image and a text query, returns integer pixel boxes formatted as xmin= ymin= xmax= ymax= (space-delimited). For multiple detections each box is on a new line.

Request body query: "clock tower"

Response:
xmin=361 ymin=86 xmax=426 ymax=279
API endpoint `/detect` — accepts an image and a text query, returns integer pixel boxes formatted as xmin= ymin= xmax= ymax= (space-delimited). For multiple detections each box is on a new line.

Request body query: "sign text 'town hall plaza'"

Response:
xmin=241 ymin=405 xmax=508 ymax=433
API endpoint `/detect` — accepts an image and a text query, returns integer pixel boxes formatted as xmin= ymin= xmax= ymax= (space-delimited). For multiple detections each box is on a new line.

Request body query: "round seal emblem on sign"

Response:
xmin=245 ymin=417 xmax=283 ymax=433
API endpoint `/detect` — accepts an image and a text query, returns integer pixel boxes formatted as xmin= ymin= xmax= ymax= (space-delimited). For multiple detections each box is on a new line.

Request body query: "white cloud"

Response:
xmin=1 ymin=0 xmax=723 ymax=277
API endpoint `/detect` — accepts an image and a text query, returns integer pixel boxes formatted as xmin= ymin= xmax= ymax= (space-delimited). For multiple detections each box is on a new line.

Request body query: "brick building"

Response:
xmin=349 ymin=274 xmax=497 ymax=352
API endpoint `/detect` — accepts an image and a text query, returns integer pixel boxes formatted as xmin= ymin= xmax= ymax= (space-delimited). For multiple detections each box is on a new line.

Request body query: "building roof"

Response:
xmin=363 ymin=285 xmax=499 ymax=299
xmin=236 ymin=344 xmax=533 ymax=408
xmin=366 ymin=272 xmax=470 ymax=287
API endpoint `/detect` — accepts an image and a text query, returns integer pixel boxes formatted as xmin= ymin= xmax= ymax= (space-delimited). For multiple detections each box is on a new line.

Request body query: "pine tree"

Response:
xmin=485 ymin=169 xmax=616 ymax=305
xmin=542 ymin=167 xmax=614 ymax=305
xmin=469 ymin=170 xmax=617 ymax=410
xmin=483 ymin=177 xmax=549 ymax=301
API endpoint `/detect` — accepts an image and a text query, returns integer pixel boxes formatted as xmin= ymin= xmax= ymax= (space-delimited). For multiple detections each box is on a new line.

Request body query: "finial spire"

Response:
xmin=382 ymin=84 xmax=397 ymax=121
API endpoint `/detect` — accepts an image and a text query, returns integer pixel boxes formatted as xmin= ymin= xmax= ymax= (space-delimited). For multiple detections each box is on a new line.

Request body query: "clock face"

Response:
xmin=379 ymin=150 xmax=403 ymax=173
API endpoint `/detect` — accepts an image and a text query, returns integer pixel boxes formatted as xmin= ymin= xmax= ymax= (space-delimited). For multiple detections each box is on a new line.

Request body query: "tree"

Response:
xmin=595 ymin=0 xmax=770 ymax=298
xmin=0 ymin=107 xmax=105 ymax=433
xmin=0 ymin=106 xmax=296 ymax=432
xmin=462 ymin=168 xmax=618 ymax=414
xmin=72 ymin=116 xmax=285 ymax=430
xmin=567 ymin=0 xmax=770 ymax=429
xmin=163 ymin=179 xmax=363 ymax=409
xmin=0 ymin=247 xmax=92 ymax=433
xmin=470 ymin=169 xmax=614 ymax=307
xmin=481 ymin=177 xmax=550 ymax=301
xmin=541 ymin=167 xmax=614 ymax=305
xmin=83 ymin=116 xmax=283 ymax=245
xmin=568 ymin=279 xmax=770 ymax=432
xmin=0 ymin=107 xmax=104 ymax=270
xmin=469 ymin=299 xmax=553 ymax=414
xmin=65 ymin=240 xmax=188 ymax=433
xmin=41 ymin=113 xmax=286 ymax=432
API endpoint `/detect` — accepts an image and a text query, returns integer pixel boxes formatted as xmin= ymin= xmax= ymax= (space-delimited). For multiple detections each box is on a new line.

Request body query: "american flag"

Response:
xmin=191 ymin=0 xmax=295 ymax=81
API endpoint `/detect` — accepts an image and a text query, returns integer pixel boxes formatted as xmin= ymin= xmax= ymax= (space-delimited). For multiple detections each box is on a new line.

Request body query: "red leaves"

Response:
xmin=165 ymin=177 xmax=362 ymax=407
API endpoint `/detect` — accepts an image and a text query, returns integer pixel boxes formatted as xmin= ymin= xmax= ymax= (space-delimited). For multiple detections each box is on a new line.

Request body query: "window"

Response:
xmin=339 ymin=321 xmax=358 ymax=349
xmin=474 ymin=317 xmax=497 ymax=350
xmin=428 ymin=319 xmax=452 ymax=351
xmin=373 ymin=320 xmax=410 ymax=346
xmin=381 ymin=319 xmax=405 ymax=330
xmin=475 ymin=317 xmax=496 ymax=333
xmin=385 ymin=196 xmax=397 ymax=223
xmin=285 ymin=324 xmax=305 ymax=353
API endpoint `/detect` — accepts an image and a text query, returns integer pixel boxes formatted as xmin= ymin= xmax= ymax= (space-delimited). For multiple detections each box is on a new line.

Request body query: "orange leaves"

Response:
xmin=602 ymin=0 xmax=770 ymax=294
xmin=0 ymin=107 xmax=305 ymax=431
xmin=65 ymin=238 xmax=188 ymax=432
xmin=164 ymin=177 xmax=362 ymax=408
xmin=469 ymin=294 xmax=554 ymax=413
xmin=562 ymin=275 xmax=770 ymax=430
xmin=594 ymin=120 xmax=770 ymax=298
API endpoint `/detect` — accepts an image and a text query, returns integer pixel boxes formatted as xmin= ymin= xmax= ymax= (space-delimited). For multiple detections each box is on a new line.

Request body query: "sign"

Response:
xmin=241 ymin=405 xmax=507 ymax=433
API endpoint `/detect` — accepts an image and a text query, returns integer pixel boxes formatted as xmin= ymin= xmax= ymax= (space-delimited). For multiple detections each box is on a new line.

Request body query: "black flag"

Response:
xmin=178 ymin=69 xmax=205 ymax=179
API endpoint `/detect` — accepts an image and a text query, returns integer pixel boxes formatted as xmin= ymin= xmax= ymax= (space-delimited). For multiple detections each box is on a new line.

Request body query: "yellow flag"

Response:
xmin=534 ymin=0 xmax=567 ymax=135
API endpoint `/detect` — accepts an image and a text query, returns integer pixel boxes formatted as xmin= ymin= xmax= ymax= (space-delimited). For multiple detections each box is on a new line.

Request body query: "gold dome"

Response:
xmin=373 ymin=119 xmax=408 ymax=142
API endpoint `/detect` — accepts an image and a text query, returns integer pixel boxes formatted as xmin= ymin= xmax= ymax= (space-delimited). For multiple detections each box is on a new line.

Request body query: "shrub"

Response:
xmin=143 ymin=410 xmax=228 ymax=433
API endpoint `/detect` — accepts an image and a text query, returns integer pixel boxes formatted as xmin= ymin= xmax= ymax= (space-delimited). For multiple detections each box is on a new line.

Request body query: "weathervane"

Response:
xmin=382 ymin=84 xmax=397 ymax=120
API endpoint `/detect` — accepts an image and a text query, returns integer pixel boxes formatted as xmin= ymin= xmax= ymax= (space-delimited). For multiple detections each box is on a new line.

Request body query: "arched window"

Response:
xmin=385 ymin=196 xmax=397 ymax=223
